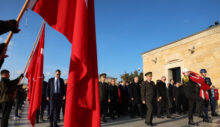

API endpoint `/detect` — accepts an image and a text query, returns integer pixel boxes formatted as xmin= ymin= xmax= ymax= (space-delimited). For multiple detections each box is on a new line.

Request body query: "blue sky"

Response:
xmin=0 ymin=0 xmax=219 ymax=81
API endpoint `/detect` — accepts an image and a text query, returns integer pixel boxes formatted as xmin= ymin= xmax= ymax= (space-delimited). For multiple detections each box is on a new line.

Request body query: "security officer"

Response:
xmin=200 ymin=69 xmax=218 ymax=116
xmin=182 ymin=68 xmax=200 ymax=126
xmin=99 ymin=73 xmax=110 ymax=122
xmin=141 ymin=72 xmax=156 ymax=126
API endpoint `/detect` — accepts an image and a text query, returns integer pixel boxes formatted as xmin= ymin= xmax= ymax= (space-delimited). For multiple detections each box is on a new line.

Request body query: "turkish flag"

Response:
xmin=28 ymin=0 xmax=100 ymax=127
xmin=26 ymin=23 xmax=45 ymax=126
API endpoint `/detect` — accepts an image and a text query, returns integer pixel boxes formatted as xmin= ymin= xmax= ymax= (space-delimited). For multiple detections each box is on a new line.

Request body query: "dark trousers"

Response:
xmin=100 ymin=101 xmax=107 ymax=120
xmin=1 ymin=102 xmax=13 ymax=127
xmin=58 ymin=100 xmax=65 ymax=119
xmin=210 ymin=97 xmax=216 ymax=114
xmin=157 ymin=99 xmax=168 ymax=116
xmin=109 ymin=101 xmax=117 ymax=118
xmin=188 ymin=99 xmax=195 ymax=121
xmin=36 ymin=100 xmax=47 ymax=121
xmin=14 ymin=99 xmax=20 ymax=116
xmin=130 ymin=102 xmax=143 ymax=117
xmin=50 ymin=94 xmax=61 ymax=124
xmin=145 ymin=101 xmax=153 ymax=123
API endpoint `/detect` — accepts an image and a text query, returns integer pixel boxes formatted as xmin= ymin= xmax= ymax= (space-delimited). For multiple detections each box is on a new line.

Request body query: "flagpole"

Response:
xmin=19 ymin=21 xmax=45 ymax=84
xmin=5 ymin=0 xmax=31 ymax=46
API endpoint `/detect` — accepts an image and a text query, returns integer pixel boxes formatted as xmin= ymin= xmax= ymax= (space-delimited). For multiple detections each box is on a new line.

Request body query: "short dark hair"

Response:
xmin=55 ymin=69 xmax=61 ymax=73
xmin=1 ymin=69 xmax=9 ymax=75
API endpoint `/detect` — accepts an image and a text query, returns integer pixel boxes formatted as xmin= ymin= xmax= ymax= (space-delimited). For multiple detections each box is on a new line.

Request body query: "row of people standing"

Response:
xmin=99 ymin=69 xmax=219 ymax=126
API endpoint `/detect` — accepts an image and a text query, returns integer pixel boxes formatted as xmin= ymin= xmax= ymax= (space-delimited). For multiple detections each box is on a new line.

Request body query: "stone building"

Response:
xmin=142 ymin=24 xmax=220 ymax=99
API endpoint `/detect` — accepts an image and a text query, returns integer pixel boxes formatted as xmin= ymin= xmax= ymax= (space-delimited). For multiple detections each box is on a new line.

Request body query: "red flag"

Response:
xmin=26 ymin=24 xmax=45 ymax=126
xmin=28 ymin=0 xmax=100 ymax=127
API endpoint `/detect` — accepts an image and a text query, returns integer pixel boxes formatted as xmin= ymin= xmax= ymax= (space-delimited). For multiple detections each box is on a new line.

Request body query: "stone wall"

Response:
xmin=142 ymin=25 xmax=220 ymax=104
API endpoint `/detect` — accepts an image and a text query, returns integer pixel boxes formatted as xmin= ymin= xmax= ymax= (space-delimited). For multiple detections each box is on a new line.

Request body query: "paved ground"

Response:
xmin=1 ymin=101 xmax=220 ymax=127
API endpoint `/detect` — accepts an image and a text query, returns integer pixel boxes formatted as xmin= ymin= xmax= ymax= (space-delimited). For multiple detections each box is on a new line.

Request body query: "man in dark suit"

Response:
xmin=46 ymin=70 xmax=65 ymax=127
xmin=156 ymin=76 xmax=169 ymax=118
xmin=99 ymin=73 xmax=110 ymax=122
xmin=129 ymin=76 xmax=143 ymax=118
xmin=108 ymin=79 xmax=119 ymax=120
xmin=141 ymin=72 xmax=156 ymax=126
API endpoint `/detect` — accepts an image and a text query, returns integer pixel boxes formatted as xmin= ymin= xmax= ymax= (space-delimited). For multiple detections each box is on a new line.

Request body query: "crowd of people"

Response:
xmin=99 ymin=68 xmax=219 ymax=126
xmin=0 ymin=19 xmax=219 ymax=127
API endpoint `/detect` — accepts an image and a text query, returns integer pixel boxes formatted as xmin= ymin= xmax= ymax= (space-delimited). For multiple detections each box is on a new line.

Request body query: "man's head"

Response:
xmin=64 ymin=79 xmax=68 ymax=85
xmin=1 ymin=69 xmax=10 ymax=79
xmin=161 ymin=76 xmax=166 ymax=83
xmin=55 ymin=69 xmax=61 ymax=78
xmin=170 ymin=79 xmax=174 ymax=84
xmin=183 ymin=68 xmax=190 ymax=76
xmin=200 ymin=69 xmax=207 ymax=77
xmin=175 ymin=82 xmax=180 ymax=87
xmin=145 ymin=72 xmax=152 ymax=81
xmin=100 ymin=73 xmax=106 ymax=83
xmin=134 ymin=76 xmax=139 ymax=83
xmin=111 ymin=79 xmax=115 ymax=85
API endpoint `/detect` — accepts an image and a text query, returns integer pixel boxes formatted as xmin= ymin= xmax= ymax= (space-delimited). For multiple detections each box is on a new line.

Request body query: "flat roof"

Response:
xmin=141 ymin=24 xmax=220 ymax=55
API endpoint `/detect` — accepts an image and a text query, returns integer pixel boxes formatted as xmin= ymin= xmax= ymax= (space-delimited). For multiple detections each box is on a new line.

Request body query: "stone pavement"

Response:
xmin=1 ymin=101 xmax=220 ymax=127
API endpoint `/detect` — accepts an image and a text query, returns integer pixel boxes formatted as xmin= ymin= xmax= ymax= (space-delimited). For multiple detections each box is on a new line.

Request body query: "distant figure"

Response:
xmin=99 ymin=73 xmax=110 ymax=122
xmin=47 ymin=70 xmax=65 ymax=127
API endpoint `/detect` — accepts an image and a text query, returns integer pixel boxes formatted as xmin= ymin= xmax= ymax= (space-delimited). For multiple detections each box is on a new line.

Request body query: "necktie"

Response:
xmin=56 ymin=79 xmax=59 ymax=94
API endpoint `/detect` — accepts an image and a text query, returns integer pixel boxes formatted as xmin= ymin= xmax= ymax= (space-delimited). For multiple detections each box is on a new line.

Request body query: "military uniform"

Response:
xmin=99 ymin=81 xmax=109 ymax=121
xmin=141 ymin=80 xmax=155 ymax=124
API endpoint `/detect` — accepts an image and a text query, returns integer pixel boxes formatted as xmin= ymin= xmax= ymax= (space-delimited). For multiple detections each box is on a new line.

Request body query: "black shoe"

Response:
xmin=157 ymin=115 xmax=163 ymax=118
xmin=203 ymin=118 xmax=212 ymax=123
xmin=188 ymin=121 xmax=199 ymax=126
xmin=212 ymin=112 xmax=218 ymax=116
xmin=145 ymin=121 xmax=151 ymax=126
xmin=53 ymin=122 xmax=59 ymax=127
xmin=50 ymin=123 xmax=53 ymax=127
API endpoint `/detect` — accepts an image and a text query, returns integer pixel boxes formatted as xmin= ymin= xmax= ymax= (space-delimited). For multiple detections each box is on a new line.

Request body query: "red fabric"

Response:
xmin=26 ymin=24 xmax=45 ymax=126
xmin=118 ymin=88 xmax=122 ymax=104
xmin=189 ymin=71 xmax=210 ymax=100
xmin=31 ymin=0 xmax=100 ymax=127
xmin=214 ymin=89 xmax=219 ymax=100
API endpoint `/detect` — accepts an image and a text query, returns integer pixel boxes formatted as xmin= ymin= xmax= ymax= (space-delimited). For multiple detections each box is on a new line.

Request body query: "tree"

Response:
xmin=120 ymin=70 xmax=143 ymax=83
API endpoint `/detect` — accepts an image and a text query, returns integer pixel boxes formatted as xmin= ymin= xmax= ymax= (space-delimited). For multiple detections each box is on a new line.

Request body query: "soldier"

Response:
xmin=141 ymin=72 xmax=156 ymax=126
xmin=200 ymin=69 xmax=218 ymax=116
xmin=108 ymin=79 xmax=119 ymax=120
xmin=182 ymin=68 xmax=200 ymax=126
xmin=99 ymin=73 xmax=110 ymax=122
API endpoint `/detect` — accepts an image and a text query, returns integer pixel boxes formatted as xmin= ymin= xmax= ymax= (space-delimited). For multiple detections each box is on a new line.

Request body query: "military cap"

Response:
xmin=145 ymin=72 xmax=152 ymax=76
xmin=100 ymin=73 xmax=107 ymax=77
xmin=200 ymin=69 xmax=207 ymax=73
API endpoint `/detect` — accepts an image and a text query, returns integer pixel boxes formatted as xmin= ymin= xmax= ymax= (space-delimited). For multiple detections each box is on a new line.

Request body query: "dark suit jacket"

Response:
xmin=99 ymin=82 xmax=109 ymax=103
xmin=46 ymin=77 xmax=65 ymax=100
xmin=141 ymin=81 xmax=155 ymax=102
xmin=128 ymin=82 xmax=141 ymax=103
xmin=156 ymin=80 xmax=167 ymax=99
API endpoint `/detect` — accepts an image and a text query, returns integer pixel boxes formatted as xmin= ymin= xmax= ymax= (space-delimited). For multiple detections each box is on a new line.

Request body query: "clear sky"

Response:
xmin=0 ymin=0 xmax=219 ymax=81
